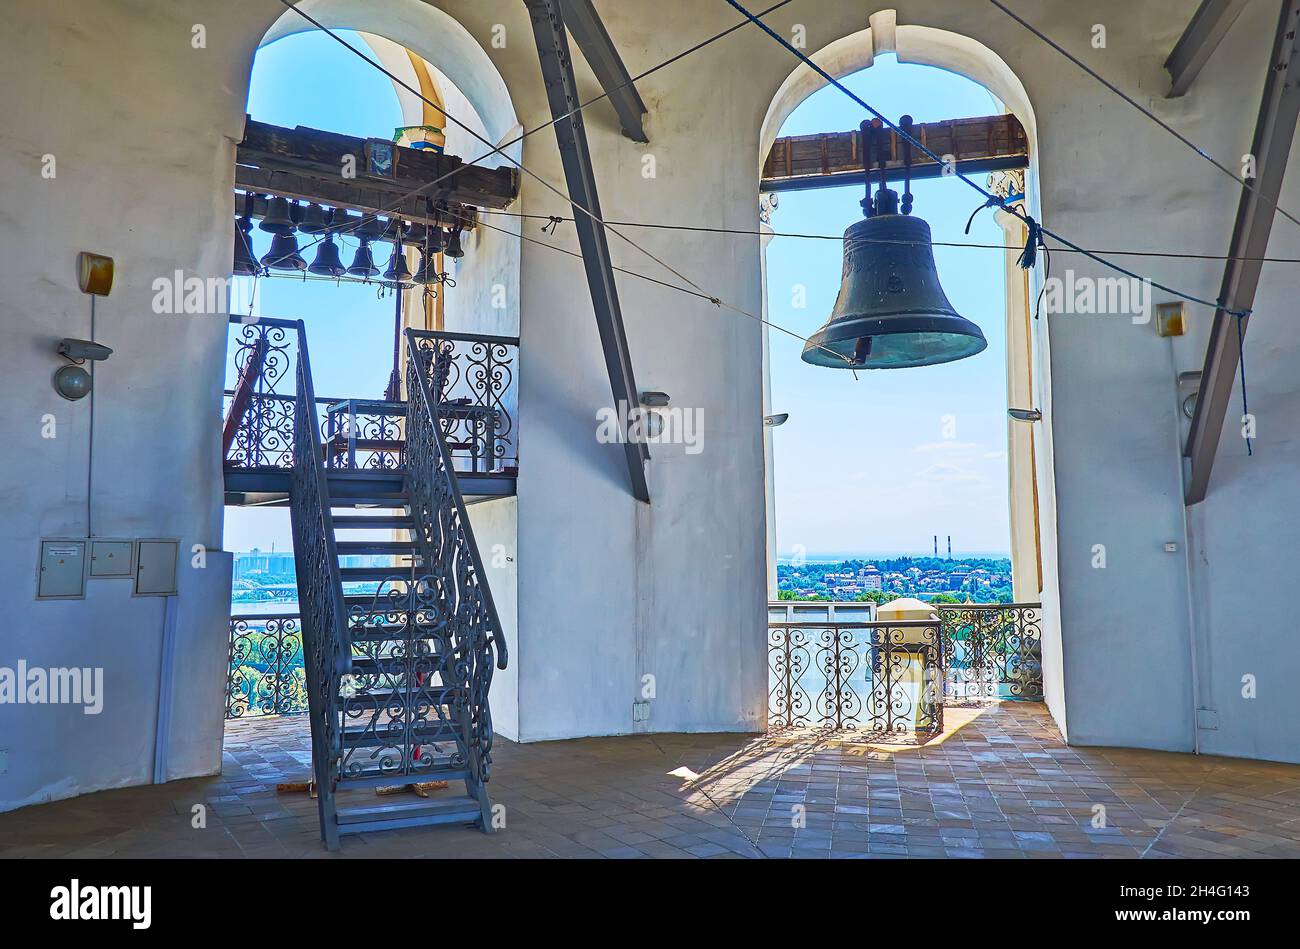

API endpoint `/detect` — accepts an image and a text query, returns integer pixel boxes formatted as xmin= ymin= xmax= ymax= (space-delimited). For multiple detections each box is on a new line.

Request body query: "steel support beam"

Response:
xmin=1164 ymin=0 xmax=1249 ymax=97
xmin=558 ymin=0 xmax=649 ymax=142
xmin=525 ymin=0 xmax=651 ymax=503
xmin=1184 ymin=0 xmax=1300 ymax=504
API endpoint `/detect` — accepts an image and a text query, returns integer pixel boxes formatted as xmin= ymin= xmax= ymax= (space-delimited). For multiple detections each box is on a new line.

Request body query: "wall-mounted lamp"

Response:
xmin=1008 ymin=408 xmax=1041 ymax=423
xmin=76 ymin=252 xmax=114 ymax=296
xmin=764 ymin=413 xmax=790 ymax=427
xmin=54 ymin=338 xmax=112 ymax=401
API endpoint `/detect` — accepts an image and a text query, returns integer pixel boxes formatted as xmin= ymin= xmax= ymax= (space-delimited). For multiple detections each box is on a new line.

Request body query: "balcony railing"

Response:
xmin=767 ymin=601 xmax=1043 ymax=739
xmin=222 ymin=319 xmax=519 ymax=475
xmin=226 ymin=612 xmax=306 ymax=718
xmin=229 ymin=601 xmax=1043 ymax=725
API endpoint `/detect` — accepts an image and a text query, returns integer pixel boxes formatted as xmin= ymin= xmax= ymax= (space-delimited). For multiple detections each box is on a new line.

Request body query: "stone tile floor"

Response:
xmin=2 ymin=702 xmax=1299 ymax=858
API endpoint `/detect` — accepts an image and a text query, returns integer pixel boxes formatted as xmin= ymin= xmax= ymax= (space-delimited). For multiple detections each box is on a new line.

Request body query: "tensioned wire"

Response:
xmin=723 ymin=0 xmax=1252 ymax=318
xmin=988 ymin=0 xmax=1300 ymax=234
xmin=259 ymin=0 xmax=800 ymax=266
xmin=269 ymin=0 xmax=856 ymax=364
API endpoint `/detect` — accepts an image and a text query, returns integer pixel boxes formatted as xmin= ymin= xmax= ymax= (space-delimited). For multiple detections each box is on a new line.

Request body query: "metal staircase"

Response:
xmin=227 ymin=318 xmax=511 ymax=849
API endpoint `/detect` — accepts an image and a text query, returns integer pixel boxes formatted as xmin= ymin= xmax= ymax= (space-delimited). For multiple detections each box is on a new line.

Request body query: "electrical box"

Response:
xmin=89 ymin=539 xmax=135 ymax=578
xmin=134 ymin=539 xmax=179 ymax=596
xmin=37 ymin=539 xmax=87 ymax=599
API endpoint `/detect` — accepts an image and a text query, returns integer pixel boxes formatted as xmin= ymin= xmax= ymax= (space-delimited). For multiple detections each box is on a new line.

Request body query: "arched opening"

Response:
xmin=221 ymin=2 xmax=522 ymax=740
xmin=758 ymin=13 xmax=1064 ymax=733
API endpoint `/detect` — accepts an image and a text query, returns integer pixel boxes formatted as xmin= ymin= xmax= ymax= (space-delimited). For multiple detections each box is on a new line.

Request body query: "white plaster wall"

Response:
xmin=467 ymin=498 xmax=519 ymax=742
xmin=3 ymin=0 xmax=1299 ymax=819
xmin=0 ymin=0 xmax=249 ymax=811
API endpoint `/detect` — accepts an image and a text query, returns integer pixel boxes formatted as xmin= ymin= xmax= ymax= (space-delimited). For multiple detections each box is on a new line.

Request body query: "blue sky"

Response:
xmin=225 ymin=33 xmax=1012 ymax=560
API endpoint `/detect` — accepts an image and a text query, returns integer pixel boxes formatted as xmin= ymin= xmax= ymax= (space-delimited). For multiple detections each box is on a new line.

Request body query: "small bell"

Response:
xmin=233 ymin=213 xmax=259 ymax=276
xmin=261 ymin=232 xmax=306 ymax=272
xmin=347 ymin=238 xmax=379 ymax=279
xmin=444 ymin=227 xmax=465 ymax=259
xmin=382 ymin=235 xmax=414 ymax=288
xmin=413 ymin=245 xmax=440 ymax=285
xmin=308 ymin=234 xmax=347 ymax=278
xmin=426 ymin=226 xmax=447 ymax=254
xmin=259 ymin=196 xmax=296 ymax=235
xmin=298 ymin=203 xmax=331 ymax=235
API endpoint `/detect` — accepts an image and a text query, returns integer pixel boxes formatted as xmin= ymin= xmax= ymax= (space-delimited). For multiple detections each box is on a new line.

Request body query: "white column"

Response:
xmin=759 ymin=193 xmax=778 ymax=600
xmin=990 ymin=170 xmax=1042 ymax=601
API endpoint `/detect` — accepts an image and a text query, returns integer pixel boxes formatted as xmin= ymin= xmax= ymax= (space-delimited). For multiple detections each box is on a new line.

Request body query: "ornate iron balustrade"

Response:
xmin=408 ymin=329 xmax=519 ymax=472
xmin=404 ymin=328 xmax=509 ymax=786
xmin=768 ymin=620 xmax=944 ymax=738
xmin=767 ymin=602 xmax=1044 ymax=737
xmin=287 ymin=320 xmax=351 ymax=850
xmin=224 ymin=319 xmax=519 ymax=476
xmin=937 ymin=603 xmax=1043 ymax=701
xmin=226 ymin=613 xmax=306 ymax=718
xmin=223 ymin=317 xmax=301 ymax=469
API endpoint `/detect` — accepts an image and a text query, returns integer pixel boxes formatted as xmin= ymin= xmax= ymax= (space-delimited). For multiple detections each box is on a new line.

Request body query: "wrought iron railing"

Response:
xmin=937 ymin=603 xmax=1043 ymax=701
xmin=287 ymin=320 xmax=350 ymax=850
xmin=226 ymin=613 xmax=306 ymax=718
xmin=408 ymin=329 xmax=518 ymax=472
xmin=224 ymin=319 xmax=519 ymax=476
xmin=768 ymin=619 xmax=944 ymax=737
xmin=405 ymin=328 xmax=508 ymax=785
xmin=223 ymin=317 xmax=301 ymax=469
xmin=767 ymin=602 xmax=1043 ymax=737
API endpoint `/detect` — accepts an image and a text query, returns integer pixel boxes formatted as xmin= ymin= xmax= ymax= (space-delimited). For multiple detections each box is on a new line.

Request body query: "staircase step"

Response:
xmin=344 ymin=593 xmax=416 ymax=610
xmin=340 ymin=686 xmax=459 ymax=708
xmin=331 ymin=495 xmax=409 ymax=508
xmin=346 ymin=657 xmax=453 ymax=679
xmin=336 ymin=541 xmax=420 ymax=556
xmin=335 ymin=795 xmax=481 ymax=834
xmin=341 ymin=720 xmax=462 ymax=748
xmin=332 ymin=514 xmax=415 ymax=529
xmin=339 ymin=567 xmax=423 ymax=582
xmin=335 ymin=766 xmax=470 ymax=791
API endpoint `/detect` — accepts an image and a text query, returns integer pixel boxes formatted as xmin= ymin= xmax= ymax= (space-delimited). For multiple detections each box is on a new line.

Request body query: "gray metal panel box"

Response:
xmin=135 ymin=539 xmax=179 ymax=596
xmin=90 ymin=539 xmax=135 ymax=578
xmin=37 ymin=539 xmax=87 ymax=599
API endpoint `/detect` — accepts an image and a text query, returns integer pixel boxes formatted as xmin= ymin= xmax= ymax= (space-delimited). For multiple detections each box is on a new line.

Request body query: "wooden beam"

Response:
xmin=237 ymin=117 xmax=518 ymax=210
xmin=762 ymin=113 xmax=1028 ymax=189
xmin=525 ymin=0 xmax=650 ymax=503
xmin=559 ymin=0 xmax=649 ymax=143
xmin=233 ymin=173 xmax=478 ymax=232
xmin=1184 ymin=0 xmax=1300 ymax=504
xmin=1164 ymin=0 xmax=1249 ymax=98
xmin=232 ymin=191 xmax=477 ymax=242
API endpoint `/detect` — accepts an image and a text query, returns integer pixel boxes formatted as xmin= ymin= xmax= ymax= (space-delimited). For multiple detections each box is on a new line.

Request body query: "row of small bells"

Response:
xmin=233 ymin=195 xmax=464 ymax=287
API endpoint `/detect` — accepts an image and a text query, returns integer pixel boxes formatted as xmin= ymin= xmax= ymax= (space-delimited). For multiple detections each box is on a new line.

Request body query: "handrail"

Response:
xmin=404 ymin=328 xmax=509 ymax=671
xmin=291 ymin=321 xmax=350 ymax=678
xmin=226 ymin=314 xmax=301 ymax=329
xmin=408 ymin=327 xmax=521 ymax=347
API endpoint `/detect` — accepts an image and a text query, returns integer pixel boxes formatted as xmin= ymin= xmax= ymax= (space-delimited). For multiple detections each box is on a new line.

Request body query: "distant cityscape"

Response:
xmin=233 ymin=546 xmax=1015 ymax=611
xmin=231 ymin=548 xmax=398 ymax=612
xmin=776 ymin=551 xmax=1013 ymax=604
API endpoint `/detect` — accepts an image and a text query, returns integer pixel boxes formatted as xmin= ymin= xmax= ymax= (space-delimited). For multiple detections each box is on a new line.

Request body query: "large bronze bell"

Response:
xmin=802 ymin=210 xmax=987 ymax=369
xmin=802 ymin=115 xmax=986 ymax=370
